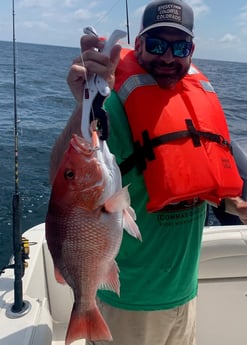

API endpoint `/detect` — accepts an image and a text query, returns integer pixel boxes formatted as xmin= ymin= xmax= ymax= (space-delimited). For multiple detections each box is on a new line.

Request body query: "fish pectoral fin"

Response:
xmin=99 ymin=261 xmax=120 ymax=296
xmin=54 ymin=267 xmax=66 ymax=285
xmin=65 ymin=304 xmax=112 ymax=344
xmin=123 ymin=208 xmax=142 ymax=241
xmin=104 ymin=186 xmax=142 ymax=241
xmin=104 ymin=186 xmax=130 ymax=213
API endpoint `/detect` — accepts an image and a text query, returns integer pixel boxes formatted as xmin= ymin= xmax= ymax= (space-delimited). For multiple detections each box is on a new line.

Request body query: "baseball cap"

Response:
xmin=139 ymin=0 xmax=194 ymax=37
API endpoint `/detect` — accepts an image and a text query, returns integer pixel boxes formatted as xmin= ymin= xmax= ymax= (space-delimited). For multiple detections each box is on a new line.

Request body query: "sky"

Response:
xmin=1 ymin=0 xmax=247 ymax=63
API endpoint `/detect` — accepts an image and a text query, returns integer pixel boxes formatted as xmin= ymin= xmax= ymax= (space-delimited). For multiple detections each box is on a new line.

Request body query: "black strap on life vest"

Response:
xmin=119 ymin=119 xmax=232 ymax=175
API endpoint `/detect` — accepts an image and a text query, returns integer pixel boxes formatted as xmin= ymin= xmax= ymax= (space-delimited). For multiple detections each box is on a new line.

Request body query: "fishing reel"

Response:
xmin=21 ymin=236 xmax=30 ymax=270
xmin=0 ymin=237 xmax=32 ymax=276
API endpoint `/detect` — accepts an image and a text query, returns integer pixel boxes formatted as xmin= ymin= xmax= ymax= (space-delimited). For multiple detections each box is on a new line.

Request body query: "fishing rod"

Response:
xmin=125 ymin=0 xmax=130 ymax=44
xmin=10 ymin=0 xmax=30 ymax=316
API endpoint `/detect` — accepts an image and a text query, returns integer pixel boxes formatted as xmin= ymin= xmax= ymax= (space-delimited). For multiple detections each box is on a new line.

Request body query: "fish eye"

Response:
xmin=64 ymin=169 xmax=75 ymax=180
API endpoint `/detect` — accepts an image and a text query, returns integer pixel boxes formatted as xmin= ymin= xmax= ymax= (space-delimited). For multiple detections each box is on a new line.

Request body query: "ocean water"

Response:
xmin=0 ymin=40 xmax=247 ymax=269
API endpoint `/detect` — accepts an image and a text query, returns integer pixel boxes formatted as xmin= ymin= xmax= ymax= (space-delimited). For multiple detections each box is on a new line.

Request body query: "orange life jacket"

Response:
xmin=114 ymin=49 xmax=243 ymax=212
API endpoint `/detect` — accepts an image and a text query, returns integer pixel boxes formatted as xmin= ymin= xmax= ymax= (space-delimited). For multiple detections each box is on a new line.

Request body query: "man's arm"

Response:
xmin=225 ymin=197 xmax=247 ymax=224
xmin=49 ymin=35 xmax=121 ymax=183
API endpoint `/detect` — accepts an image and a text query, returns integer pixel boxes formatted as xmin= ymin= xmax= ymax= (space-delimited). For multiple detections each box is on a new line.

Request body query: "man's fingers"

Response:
xmin=80 ymin=34 xmax=104 ymax=52
xmin=67 ymin=63 xmax=86 ymax=84
xmin=110 ymin=44 xmax=122 ymax=69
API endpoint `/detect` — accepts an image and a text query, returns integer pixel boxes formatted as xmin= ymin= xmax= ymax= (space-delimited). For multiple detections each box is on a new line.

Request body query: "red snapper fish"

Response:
xmin=45 ymin=133 xmax=141 ymax=344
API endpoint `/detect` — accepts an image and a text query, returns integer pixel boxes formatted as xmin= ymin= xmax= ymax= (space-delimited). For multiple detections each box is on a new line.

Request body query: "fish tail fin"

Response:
xmin=65 ymin=304 xmax=112 ymax=344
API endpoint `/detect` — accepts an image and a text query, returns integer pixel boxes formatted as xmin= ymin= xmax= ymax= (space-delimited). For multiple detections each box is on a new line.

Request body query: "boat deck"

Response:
xmin=1 ymin=223 xmax=247 ymax=345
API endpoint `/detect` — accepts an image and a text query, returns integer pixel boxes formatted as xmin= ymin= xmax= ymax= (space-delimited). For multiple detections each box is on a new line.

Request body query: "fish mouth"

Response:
xmin=70 ymin=134 xmax=95 ymax=156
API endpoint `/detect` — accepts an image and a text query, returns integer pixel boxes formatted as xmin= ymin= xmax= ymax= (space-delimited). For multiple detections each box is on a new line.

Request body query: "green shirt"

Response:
xmin=97 ymin=91 xmax=206 ymax=310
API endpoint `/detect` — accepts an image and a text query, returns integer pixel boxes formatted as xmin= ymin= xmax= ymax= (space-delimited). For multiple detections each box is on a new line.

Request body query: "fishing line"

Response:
xmin=80 ymin=64 xmax=97 ymax=125
xmin=80 ymin=26 xmax=98 ymax=124
xmin=94 ymin=0 xmax=122 ymax=26
xmin=95 ymin=0 xmax=130 ymax=44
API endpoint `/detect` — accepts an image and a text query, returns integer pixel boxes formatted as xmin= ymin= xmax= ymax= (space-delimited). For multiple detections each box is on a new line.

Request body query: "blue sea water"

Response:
xmin=0 ymin=40 xmax=247 ymax=269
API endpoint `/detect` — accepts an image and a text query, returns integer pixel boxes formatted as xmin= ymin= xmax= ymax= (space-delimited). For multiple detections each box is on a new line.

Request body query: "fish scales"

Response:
xmin=46 ymin=134 xmax=141 ymax=344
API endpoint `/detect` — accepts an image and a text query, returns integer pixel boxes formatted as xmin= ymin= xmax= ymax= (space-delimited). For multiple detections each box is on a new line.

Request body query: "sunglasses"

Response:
xmin=144 ymin=37 xmax=193 ymax=58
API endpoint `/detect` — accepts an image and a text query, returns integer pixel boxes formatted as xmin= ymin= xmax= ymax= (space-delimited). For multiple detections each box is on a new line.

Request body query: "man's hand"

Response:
xmin=225 ymin=197 xmax=247 ymax=224
xmin=67 ymin=35 xmax=121 ymax=103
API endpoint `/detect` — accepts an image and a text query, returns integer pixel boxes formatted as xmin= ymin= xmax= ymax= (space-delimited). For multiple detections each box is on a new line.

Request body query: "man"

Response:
xmin=50 ymin=1 xmax=247 ymax=344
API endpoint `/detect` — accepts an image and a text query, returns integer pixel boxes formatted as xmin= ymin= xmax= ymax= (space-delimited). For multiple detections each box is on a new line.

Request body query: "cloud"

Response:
xmin=238 ymin=5 xmax=247 ymax=22
xmin=74 ymin=8 xmax=106 ymax=21
xmin=74 ymin=9 xmax=93 ymax=20
xmin=23 ymin=20 xmax=52 ymax=30
xmin=133 ymin=5 xmax=145 ymax=17
xmin=19 ymin=0 xmax=59 ymax=8
xmin=186 ymin=0 xmax=210 ymax=17
xmin=64 ymin=0 xmax=77 ymax=7
xmin=219 ymin=33 xmax=241 ymax=49
xmin=88 ymin=1 xmax=101 ymax=9
xmin=237 ymin=5 xmax=247 ymax=34
xmin=18 ymin=0 xmax=98 ymax=10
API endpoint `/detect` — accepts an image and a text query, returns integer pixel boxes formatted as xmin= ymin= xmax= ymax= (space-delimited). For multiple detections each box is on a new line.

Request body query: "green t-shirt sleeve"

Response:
xmin=104 ymin=91 xmax=134 ymax=166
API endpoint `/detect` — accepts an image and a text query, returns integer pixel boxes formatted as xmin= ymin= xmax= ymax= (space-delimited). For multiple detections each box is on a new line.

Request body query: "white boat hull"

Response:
xmin=197 ymin=225 xmax=247 ymax=344
xmin=1 ymin=223 xmax=247 ymax=344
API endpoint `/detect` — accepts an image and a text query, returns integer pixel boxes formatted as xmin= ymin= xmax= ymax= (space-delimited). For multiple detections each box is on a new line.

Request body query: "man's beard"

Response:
xmin=136 ymin=53 xmax=189 ymax=89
